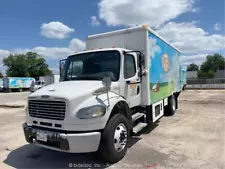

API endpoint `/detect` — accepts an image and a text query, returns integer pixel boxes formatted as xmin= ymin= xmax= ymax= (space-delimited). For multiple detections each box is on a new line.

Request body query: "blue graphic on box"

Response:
xmin=8 ymin=77 xmax=35 ymax=88
xmin=148 ymin=32 xmax=181 ymax=103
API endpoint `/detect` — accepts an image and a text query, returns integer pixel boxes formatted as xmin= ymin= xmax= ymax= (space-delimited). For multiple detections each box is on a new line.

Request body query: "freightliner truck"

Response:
xmin=23 ymin=25 xmax=183 ymax=163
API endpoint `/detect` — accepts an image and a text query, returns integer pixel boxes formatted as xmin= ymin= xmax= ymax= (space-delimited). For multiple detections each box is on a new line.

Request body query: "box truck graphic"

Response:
xmin=2 ymin=77 xmax=35 ymax=92
xmin=149 ymin=32 xmax=181 ymax=104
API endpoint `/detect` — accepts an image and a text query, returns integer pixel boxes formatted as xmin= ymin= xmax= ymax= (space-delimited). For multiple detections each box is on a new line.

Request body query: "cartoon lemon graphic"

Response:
xmin=161 ymin=54 xmax=169 ymax=72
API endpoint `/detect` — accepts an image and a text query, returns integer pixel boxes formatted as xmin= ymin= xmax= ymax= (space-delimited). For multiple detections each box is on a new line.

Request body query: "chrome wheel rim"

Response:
xmin=114 ymin=123 xmax=127 ymax=152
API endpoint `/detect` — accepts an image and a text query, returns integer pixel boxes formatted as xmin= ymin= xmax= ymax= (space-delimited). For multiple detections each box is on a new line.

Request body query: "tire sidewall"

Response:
xmin=100 ymin=114 xmax=129 ymax=163
xmin=170 ymin=95 xmax=176 ymax=115
xmin=165 ymin=95 xmax=176 ymax=116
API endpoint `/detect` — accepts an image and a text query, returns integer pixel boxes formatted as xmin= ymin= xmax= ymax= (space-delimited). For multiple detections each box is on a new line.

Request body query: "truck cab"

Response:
xmin=23 ymin=25 xmax=181 ymax=163
xmin=60 ymin=48 xmax=143 ymax=106
xmin=24 ymin=47 xmax=145 ymax=162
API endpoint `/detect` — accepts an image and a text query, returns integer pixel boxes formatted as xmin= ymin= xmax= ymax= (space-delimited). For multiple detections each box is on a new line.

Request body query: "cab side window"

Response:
xmin=124 ymin=54 xmax=136 ymax=79
xmin=67 ymin=61 xmax=83 ymax=78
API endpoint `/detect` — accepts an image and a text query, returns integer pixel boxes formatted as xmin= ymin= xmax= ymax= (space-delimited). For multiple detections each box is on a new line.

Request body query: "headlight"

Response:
xmin=76 ymin=105 xmax=106 ymax=119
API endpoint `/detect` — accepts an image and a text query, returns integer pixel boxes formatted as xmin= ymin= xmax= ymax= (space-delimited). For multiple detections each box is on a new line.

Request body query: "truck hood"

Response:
xmin=26 ymin=80 xmax=120 ymax=129
xmin=29 ymin=80 xmax=119 ymax=100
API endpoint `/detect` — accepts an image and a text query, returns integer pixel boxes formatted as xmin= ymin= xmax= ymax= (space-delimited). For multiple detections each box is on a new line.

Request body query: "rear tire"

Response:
xmin=99 ymin=114 xmax=129 ymax=163
xmin=164 ymin=95 xmax=176 ymax=116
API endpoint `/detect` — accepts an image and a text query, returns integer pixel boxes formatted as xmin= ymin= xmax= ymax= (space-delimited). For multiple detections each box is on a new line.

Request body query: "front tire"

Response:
xmin=99 ymin=114 xmax=129 ymax=163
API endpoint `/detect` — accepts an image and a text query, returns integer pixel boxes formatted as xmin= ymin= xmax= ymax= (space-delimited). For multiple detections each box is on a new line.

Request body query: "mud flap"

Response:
xmin=174 ymin=92 xmax=180 ymax=109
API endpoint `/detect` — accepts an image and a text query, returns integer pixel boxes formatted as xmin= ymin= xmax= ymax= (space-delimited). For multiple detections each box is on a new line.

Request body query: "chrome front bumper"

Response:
xmin=23 ymin=123 xmax=101 ymax=153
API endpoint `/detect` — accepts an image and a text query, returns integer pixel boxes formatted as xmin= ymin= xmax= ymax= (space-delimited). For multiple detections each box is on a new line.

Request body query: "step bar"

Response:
xmin=132 ymin=112 xmax=147 ymax=134
xmin=132 ymin=122 xmax=147 ymax=134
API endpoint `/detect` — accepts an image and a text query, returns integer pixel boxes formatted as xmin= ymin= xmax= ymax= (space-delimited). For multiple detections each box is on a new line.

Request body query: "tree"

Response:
xmin=187 ymin=63 xmax=199 ymax=71
xmin=207 ymin=69 xmax=215 ymax=78
xmin=198 ymin=53 xmax=225 ymax=78
xmin=0 ymin=71 xmax=3 ymax=78
xmin=200 ymin=53 xmax=225 ymax=73
xmin=197 ymin=70 xmax=207 ymax=78
xmin=3 ymin=52 xmax=52 ymax=78
xmin=3 ymin=54 xmax=29 ymax=77
xmin=26 ymin=52 xmax=52 ymax=78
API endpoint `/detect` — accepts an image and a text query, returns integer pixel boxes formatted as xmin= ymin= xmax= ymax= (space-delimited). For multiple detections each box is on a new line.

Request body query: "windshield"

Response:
xmin=60 ymin=51 xmax=120 ymax=81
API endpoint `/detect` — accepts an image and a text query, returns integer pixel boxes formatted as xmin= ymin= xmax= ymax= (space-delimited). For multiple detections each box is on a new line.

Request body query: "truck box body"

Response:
xmin=9 ymin=77 xmax=35 ymax=89
xmin=86 ymin=26 xmax=181 ymax=105
xmin=148 ymin=32 xmax=181 ymax=104
xmin=180 ymin=67 xmax=187 ymax=89
xmin=2 ymin=77 xmax=35 ymax=91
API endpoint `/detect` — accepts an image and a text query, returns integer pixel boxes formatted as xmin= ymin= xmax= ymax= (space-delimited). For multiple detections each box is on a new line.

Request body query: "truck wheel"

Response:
xmin=164 ymin=95 xmax=176 ymax=116
xmin=99 ymin=114 xmax=129 ymax=163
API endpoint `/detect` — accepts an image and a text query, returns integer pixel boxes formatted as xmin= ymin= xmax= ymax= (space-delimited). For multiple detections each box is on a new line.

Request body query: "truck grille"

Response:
xmin=28 ymin=100 xmax=66 ymax=120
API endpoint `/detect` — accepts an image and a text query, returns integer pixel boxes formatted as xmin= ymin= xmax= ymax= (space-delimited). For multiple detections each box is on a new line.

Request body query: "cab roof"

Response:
xmin=68 ymin=47 xmax=130 ymax=57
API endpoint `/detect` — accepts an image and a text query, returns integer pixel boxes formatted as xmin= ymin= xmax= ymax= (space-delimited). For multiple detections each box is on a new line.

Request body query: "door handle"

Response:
xmin=126 ymin=80 xmax=131 ymax=84
xmin=126 ymin=81 xmax=141 ymax=84
xmin=137 ymin=85 xmax=140 ymax=95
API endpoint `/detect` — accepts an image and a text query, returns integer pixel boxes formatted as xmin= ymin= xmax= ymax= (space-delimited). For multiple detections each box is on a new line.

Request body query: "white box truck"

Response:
xmin=39 ymin=75 xmax=60 ymax=86
xmin=23 ymin=25 xmax=182 ymax=162
xmin=31 ymin=75 xmax=60 ymax=92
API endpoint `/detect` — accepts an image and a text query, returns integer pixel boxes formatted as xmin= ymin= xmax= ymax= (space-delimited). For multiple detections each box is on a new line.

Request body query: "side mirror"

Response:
xmin=102 ymin=77 xmax=111 ymax=90
xmin=139 ymin=69 xmax=148 ymax=77
xmin=59 ymin=59 xmax=66 ymax=75
xmin=92 ymin=77 xmax=111 ymax=95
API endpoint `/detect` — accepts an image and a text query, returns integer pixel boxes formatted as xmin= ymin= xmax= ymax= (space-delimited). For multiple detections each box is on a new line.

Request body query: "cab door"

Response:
xmin=123 ymin=53 xmax=141 ymax=107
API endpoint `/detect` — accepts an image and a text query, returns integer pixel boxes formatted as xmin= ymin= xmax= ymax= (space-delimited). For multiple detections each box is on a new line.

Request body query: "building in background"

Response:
xmin=215 ymin=70 xmax=225 ymax=79
xmin=186 ymin=71 xmax=198 ymax=79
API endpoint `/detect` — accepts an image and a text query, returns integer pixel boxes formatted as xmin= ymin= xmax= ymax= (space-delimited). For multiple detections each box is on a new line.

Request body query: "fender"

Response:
xmin=101 ymin=93 xmax=132 ymax=130
xmin=72 ymin=91 xmax=131 ymax=129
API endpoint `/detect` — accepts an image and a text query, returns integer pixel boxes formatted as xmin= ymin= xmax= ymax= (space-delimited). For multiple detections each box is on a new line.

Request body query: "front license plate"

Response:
xmin=37 ymin=131 xmax=47 ymax=142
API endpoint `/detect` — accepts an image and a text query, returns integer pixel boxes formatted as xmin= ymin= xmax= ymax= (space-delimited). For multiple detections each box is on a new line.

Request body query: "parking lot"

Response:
xmin=0 ymin=92 xmax=29 ymax=107
xmin=0 ymin=90 xmax=224 ymax=169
